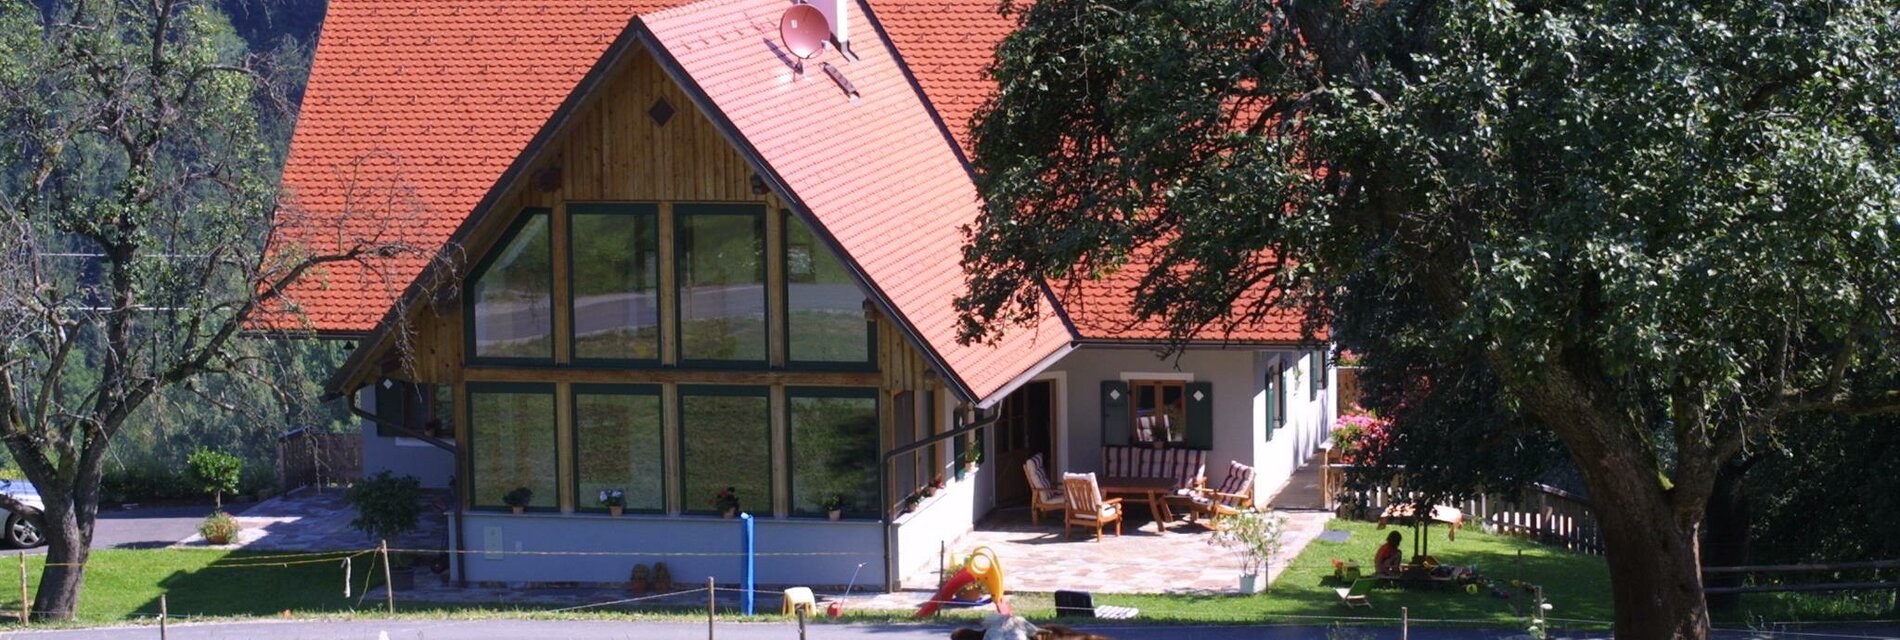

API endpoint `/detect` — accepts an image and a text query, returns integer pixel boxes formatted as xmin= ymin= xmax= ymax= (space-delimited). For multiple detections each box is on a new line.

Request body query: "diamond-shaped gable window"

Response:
xmin=648 ymin=97 xmax=675 ymax=126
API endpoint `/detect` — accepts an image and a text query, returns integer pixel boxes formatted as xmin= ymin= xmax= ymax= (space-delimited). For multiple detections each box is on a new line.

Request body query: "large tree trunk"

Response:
xmin=31 ymin=491 xmax=96 ymax=621
xmin=1590 ymin=488 xmax=1712 ymax=640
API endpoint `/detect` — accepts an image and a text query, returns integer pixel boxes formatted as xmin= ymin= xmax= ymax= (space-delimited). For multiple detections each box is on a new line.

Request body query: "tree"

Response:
xmin=0 ymin=0 xmax=416 ymax=619
xmin=958 ymin=1 xmax=1900 ymax=638
xmin=185 ymin=447 xmax=242 ymax=510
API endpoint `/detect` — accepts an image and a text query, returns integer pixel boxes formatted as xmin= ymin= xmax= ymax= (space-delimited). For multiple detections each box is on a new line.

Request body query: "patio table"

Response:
xmin=1096 ymin=476 xmax=1177 ymax=531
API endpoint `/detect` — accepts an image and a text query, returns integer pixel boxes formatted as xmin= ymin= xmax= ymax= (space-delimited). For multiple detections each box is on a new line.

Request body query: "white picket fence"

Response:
xmin=1326 ymin=465 xmax=1605 ymax=556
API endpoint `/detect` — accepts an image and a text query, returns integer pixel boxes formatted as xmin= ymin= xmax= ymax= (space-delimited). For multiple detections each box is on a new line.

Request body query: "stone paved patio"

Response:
xmin=899 ymin=507 xmax=1332 ymax=595
xmin=174 ymin=488 xmax=450 ymax=552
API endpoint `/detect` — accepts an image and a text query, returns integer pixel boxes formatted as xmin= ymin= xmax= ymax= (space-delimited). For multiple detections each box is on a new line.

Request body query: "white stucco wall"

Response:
xmin=358 ymin=387 xmax=455 ymax=489
xmin=451 ymin=512 xmax=886 ymax=587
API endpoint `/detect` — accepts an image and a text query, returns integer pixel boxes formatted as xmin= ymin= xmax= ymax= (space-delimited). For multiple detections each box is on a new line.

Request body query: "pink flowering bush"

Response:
xmin=1331 ymin=409 xmax=1394 ymax=466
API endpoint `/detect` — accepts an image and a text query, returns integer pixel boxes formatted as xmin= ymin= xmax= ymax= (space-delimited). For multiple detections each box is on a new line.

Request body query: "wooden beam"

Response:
xmin=462 ymin=366 xmax=880 ymax=387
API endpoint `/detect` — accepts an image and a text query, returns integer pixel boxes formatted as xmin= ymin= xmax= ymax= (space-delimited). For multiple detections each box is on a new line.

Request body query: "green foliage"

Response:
xmin=964 ymin=0 xmax=1900 ymax=631
xmin=186 ymin=448 xmax=244 ymax=508
xmin=196 ymin=511 xmax=240 ymax=544
xmin=1211 ymin=509 xmax=1288 ymax=577
xmin=503 ymin=487 xmax=534 ymax=509
xmin=346 ymin=471 xmax=422 ymax=543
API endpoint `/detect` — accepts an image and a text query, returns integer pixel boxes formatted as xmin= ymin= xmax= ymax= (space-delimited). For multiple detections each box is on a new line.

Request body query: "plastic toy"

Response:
xmin=916 ymin=547 xmax=1011 ymax=618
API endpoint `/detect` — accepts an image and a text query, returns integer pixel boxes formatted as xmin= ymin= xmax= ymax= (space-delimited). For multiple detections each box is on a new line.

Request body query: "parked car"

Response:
xmin=0 ymin=479 xmax=45 ymax=548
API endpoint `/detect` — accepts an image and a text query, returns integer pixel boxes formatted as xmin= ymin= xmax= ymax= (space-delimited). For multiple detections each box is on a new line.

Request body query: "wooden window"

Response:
xmin=466 ymin=383 xmax=558 ymax=511
xmin=467 ymin=210 xmax=554 ymax=362
xmin=1267 ymin=360 xmax=1288 ymax=431
xmin=1128 ymin=380 xmax=1188 ymax=445
xmin=572 ymin=385 xmax=665 ymax=513
xmin=784 ymin=213 xmax=875 ymax=368
xmin=679 ymin=386 xmax=771 ymax=514
xmin=569 ymin=204 xmax=661 ymax=363
xmin=676 ymin=205 xmax=767 ymax=366
xmin=787 ymin=388 xmax=879 ymax=518
xmin=372 ymin=379 xmax=449 ymax=439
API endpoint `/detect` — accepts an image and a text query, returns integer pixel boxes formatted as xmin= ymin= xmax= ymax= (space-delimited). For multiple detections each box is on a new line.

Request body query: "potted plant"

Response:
xmin=629 ymin=563 xmax=651 ymax=595
xmin=598 ymin=488 xmax=627 ymax=516
xmin=822 ymin=494 xmax=844 ymax=521
xmin=504 ymin=487 xmax=534 ymax=514
xmin=709 ymin=487 xmax=740 ymax=518
xmin=346 ymin=472 xmax=424 ymax=590
xmin=652 ymin=562 xmax=673 ymax=592
xmin=197 ymin=511 xmax=240 ymax=545
xmin=899 ymin=491 xmax=922 ymax=515
xmin=186 ymin=447 xmax=244 ymax=511
xmin=960 ymin=445 xmax=981 ymax=472
xmin=921 ymin=475 xmax=944 ymax=498
xmin=1212 ymin=508 xmax=1287 ymax=594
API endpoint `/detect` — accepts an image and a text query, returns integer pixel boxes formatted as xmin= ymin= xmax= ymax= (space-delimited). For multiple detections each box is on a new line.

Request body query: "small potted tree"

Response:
xmin=709 ymin=487 xmax=740 ymax=518
xmin=346 ymin=471 xmax=424 ymax=590
xmin=187 ymin=447 xmax=243 ymax=511
xmin=504 ymin=487 xmax=534 ymax=514
xmin=1213 ymin=508 xmax=1288 ymax=594
xmin=629 ymin=563 xmax=651 ymax=595
xmin=652 ymin=561 xmax=673 ymax=592
xmin=822 ymin=495 xmax=844 ymax=521
xmin=598 ymin=488 xmax=627 ymax=517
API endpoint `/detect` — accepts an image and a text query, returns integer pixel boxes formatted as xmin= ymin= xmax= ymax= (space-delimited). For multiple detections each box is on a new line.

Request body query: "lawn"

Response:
xmin=0 ymin=522 xmax=1887 ymax=629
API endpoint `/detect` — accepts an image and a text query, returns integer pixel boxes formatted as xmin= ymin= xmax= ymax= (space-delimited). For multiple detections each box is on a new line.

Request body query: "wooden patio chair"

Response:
xmin=1023 ymin=453 xmax=1065 ymax=526
xmin=1336 ymin=579 xmax=1372 ymax=608
xmin=1187 ymin=461 xmax=1256 ymax=529
xmin=1062 ymin=472 xmax=1123 ymax=541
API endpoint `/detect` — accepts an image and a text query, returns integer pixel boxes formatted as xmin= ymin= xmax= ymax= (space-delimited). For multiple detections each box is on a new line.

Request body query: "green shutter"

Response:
xmin=1101 ymin=381 xmax=1130 ymax=446
xmin=1185 ymin=382 xmax=1213 ymax=450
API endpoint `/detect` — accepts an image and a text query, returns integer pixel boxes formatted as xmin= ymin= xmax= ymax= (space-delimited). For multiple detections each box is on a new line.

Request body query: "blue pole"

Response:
xmin=741 ymin=512 xmax=756 ymax=616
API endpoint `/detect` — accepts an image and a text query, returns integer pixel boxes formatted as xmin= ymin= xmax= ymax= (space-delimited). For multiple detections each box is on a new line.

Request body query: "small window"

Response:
xmin=570 ymin=204 xmax=661 ymax=363
xmin=467 ymin=383 xmax=558 ymax=511
xmin=468 ymin=211 xmax=554 ymax=361
xmin=1129 ymin=380 xmax=1187 ymax=445
xmin=372 ymin=380 xmax=452 ymax=439
xmin=573 ymin=385 xmax=665 ymax=513
xmin=785 ymin=214 xmax=875 ymax=368
xmin=1267 ymin=361 xmax=1287 ymax=429
xmin=787 ymin=389 xmax=879 ymax=518
xmin=679 ymin=386 xmax=771 ymax=514
xmin=677 ymin=205 xmax=767 ymax=365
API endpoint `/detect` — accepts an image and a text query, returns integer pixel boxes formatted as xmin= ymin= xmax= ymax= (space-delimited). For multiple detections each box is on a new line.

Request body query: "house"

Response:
xmin=277 ymin=0 xmax=1338 ymax=589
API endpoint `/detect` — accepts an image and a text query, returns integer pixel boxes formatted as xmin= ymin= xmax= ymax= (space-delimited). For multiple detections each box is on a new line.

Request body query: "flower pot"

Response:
xmin=827 ymin=509 xmax=842 ymax=522
xmin=722 ymin=509 xmax=737 ymax=519
xmin=652 ymin=563 xmax=672 ymax=592
xmin=629 ymin=578 xmax=649 ymax=595
xmin=510 ymin=506 xmax=525 ymax=515
xmin=204 ymin=533 xmax=232 ymax=545
xmin=1149 ymin=440 xmax=1165 ymax=450
xmin=1239 ymin=573 xmax=1264 ymax=594
xmin=609 ymin=506 xmax=623 ymax=517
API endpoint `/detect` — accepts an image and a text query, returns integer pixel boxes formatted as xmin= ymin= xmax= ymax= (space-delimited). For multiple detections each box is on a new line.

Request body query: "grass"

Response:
xmin=0 ymin=521 xmax=1889 ymax=629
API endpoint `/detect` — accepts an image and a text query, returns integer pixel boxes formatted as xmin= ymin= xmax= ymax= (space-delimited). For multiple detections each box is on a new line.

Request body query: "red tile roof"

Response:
xmin=274 ymin=0 xmax=680 ymax=333
xmin=640 ymin=0 xmax=1070 ymax=401
xmin=874 ymin=0 xmax=1312 ymax=343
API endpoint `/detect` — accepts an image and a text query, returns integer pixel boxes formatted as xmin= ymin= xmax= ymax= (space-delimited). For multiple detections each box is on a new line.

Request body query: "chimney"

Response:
xmin=813 ymin=0 xmax=849 ymax=55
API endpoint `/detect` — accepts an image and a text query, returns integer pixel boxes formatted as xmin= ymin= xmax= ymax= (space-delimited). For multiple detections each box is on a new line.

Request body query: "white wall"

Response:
xmin=890 ymin=462 xmax=980 ymax=587
xmin=1043 ymin=346 xmax=1335 ymax=506
xmin=358 ymin=387 xmax=455 ymax=489
xmin=452 ymin=512 xmax=885 ymax=587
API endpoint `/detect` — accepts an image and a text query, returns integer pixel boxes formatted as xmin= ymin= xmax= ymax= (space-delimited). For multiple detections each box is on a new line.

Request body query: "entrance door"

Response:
xmin=993 ymin=381 xmax=1055 ymax=507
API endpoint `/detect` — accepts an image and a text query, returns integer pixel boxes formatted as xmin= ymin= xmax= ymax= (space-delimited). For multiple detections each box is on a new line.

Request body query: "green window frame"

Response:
xmin=465 ymin=382 xmax=559 ymax=512
xmin=782 ymin=211 xmax=877 ymax=371
xmin=571 ymin=384 xmax=666 ymax=514
xmin=568 ymin=203 xmax=662 ymax=366
xmin=785 ymin=387 xmax=880 ymax=519
xmin=465 ymin=209 xmax=556 ymax=364
xmin=674 ymin=204 xmax=768 ymax=368
xmin=677 ymin=385 xmax=772 ymax=515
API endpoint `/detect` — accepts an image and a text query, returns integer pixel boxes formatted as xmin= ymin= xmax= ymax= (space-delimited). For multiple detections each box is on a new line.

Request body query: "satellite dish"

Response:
xmin=780 ymin=4 xmax=829 ymax=60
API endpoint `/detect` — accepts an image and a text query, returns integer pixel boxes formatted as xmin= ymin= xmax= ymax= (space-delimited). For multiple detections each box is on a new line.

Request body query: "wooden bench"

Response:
xmin=1101 ymin=446 xmax=1206 ymax=498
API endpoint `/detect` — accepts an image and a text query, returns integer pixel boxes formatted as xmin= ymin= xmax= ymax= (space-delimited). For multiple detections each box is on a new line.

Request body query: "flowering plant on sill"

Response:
xmin=709 ymin=487 xmax=741 ymax=514
xmin=598 ymin=489 xmax=626 ymax=508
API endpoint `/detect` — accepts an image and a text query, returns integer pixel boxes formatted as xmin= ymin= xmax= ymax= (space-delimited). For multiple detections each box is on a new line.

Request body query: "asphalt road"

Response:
xmin=18 ymin=503 xmax=245 ymax=556
xmin=0 ymin=620 xmax=1896 ymax=640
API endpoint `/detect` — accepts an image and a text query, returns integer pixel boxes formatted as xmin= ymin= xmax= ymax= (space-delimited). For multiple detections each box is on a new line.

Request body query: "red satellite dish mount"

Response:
xmin=780 ymin=3 xmax=829 ymax=76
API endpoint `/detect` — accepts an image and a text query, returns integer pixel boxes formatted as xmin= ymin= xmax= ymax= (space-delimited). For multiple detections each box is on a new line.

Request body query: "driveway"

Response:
xmin=16 ymin=503 xmax=250 ymax=556
xmin=0 ymin=620 xmax=1895 ymax=640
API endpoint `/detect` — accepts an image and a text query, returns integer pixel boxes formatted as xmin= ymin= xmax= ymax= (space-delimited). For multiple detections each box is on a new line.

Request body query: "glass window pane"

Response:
xmin=678 ymin=207 xmax=765 ymax=363
xmin=786 ymin=216 xmax=872 ymax=364
xmin=572 ymin=207 xmax=660 ymax=361
xmin=469 ymin=385 xmax=557 ymax=510
xmin=471 ymin=212 xmax=553 ymax=359
xmin=680 ymin=389 xmax=770 ymax=514
xmin=789 ymin=392 xmax=878 ymax=517
xmin=575 ymin=387 xmax=664 ymax=512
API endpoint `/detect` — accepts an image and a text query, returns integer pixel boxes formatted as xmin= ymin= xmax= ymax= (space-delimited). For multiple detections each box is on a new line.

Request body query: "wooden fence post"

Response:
xmin=17 ymin=551 xmax=26 ymax=625
xmin=380 ymin=540 xmax=394 ymax=616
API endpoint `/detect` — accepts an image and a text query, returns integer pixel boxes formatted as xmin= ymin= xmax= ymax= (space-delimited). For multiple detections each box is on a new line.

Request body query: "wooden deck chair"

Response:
xmin=1187 ymin=461 xmax=1256 ymax=528
xmin=1023 ymin=453 xmax=1065 ymax=525
xmin=1061 ymin=472 xmax=1123 ymax=541
xmin=1336 ymin=579 xmax=1372 ymax=608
